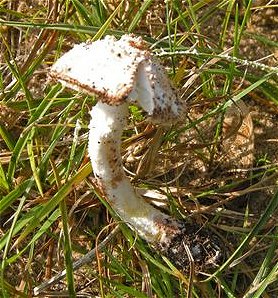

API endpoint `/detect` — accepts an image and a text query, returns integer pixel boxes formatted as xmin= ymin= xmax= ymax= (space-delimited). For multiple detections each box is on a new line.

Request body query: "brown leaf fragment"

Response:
xmin=222 ymin=100 xmax=254 ymax=171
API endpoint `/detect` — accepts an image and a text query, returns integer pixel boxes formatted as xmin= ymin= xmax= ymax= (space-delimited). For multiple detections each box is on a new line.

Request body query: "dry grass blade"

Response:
xmin=33 ymin=226 xmax=119 ymax=295
xmin=221 ymin=99 xmax=254 ymax=173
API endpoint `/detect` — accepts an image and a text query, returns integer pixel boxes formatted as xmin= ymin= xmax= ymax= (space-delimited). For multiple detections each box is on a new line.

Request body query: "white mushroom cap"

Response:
xmin=50 ymin=34 xmax=181 ymax=123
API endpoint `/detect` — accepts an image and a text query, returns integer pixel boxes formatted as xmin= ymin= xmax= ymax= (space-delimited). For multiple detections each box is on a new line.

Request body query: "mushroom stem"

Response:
xmin=88 ymin=101 xmax=170 ymax=242
xmin=88 ymin=101 xmax=223 ymax=272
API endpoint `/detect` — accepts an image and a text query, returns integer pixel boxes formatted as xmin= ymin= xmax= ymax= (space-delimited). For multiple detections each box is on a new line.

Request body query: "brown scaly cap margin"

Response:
xmin=50 ymin=35 xmax=150 ymax=105
xmin=49 ymin=70 xmax=134 ymax=105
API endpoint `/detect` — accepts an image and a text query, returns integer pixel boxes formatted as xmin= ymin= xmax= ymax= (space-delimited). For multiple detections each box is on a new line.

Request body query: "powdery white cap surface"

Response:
xmin=50 ymin=34 xmax=181 ymax=122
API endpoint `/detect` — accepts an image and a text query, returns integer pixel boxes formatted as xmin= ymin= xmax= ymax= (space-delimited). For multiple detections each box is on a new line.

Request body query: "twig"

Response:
xmin=157 ymin=49 xmax=278 ymax=75
xmin=33 ymin=226 xmax=119 ymax=296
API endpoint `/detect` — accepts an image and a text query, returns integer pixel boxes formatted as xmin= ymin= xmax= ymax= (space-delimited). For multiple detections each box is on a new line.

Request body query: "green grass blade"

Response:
xmin=65 ymin=119 xmax=82 ymax=180
xmin=207 ymin=187 xmax=278 ymax=280
xmin=10 ymin=162 xmax=91 ymax=247
xmin=251 ymin=261 xmax=278 ymax=298
xmin=0 ymin=161 xmax=9 ymax=193
xmin=59 ymin=197 xmax=76 ymax=297
xmin=24 ymin=209 xmax=61 ymax=252
xmin=26 ymin=127 xmax=44 ymax=196
xmin=71 ymin=0 xmax=95 ymax=26
xmin=128 ymin=0 xmax=153 ymax=33
xmin=0 ymin=124 xmax=15 ymax=151
xmin=0 ymin=179 xmax=33 ymax=214
xmin=92 ymin=0 xmax=124 ymax=41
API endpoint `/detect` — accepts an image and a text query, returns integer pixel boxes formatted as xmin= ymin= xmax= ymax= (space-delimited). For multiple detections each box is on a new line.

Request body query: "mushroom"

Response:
xmin=50 ymin=34 xmax=224 ymax=273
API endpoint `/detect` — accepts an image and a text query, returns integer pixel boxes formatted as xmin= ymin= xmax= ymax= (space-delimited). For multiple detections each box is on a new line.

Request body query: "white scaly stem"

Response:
xmin=88 ymin=101 xmax=171 ymax=243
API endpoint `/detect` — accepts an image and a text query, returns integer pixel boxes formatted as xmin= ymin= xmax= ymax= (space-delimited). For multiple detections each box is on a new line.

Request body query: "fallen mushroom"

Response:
xmin=50 ymin=34 xmax=224 ymax=273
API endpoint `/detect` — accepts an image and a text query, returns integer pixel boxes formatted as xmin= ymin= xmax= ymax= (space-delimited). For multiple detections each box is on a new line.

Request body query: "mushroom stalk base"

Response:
xmin=89 ymin=102 xmax=224 ymax=272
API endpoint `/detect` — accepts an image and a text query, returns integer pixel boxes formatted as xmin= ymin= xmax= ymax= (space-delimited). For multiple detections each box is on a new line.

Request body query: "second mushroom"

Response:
xmin=50 ymin=34 xmax=224 ymax=273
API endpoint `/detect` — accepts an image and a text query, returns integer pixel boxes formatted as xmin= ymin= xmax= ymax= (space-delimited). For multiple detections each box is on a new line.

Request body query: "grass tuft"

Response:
xmin=0 ymin=0 xmax=277 ymax=297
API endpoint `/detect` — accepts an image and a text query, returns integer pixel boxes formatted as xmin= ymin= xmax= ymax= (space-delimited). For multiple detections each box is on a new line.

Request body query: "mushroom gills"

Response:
xmin=128 ymin=59 xmax=181 ymax=123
